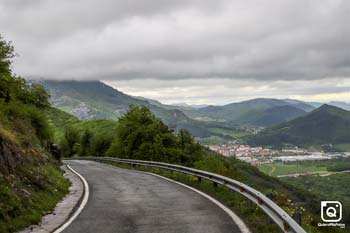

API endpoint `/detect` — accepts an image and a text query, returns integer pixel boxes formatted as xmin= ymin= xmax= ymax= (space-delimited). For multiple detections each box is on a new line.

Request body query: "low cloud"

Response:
xmin=1 ymin=0 xmax=349 ymax=103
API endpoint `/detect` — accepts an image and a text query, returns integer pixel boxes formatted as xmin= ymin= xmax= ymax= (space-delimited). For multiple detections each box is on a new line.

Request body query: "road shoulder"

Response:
xmin=18 ymin=164 xmax=85 ymax=233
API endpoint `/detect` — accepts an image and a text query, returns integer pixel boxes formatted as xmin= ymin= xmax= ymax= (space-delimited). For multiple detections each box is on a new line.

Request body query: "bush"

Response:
xmin=0 ymin=102 xmax=52 ymax=145
xmin=90 ymin=134 xmax=112 ymax=157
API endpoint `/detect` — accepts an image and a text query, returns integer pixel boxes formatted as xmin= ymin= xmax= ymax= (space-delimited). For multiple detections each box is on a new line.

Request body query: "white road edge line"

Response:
xmin=146 ymin=172 xmax=251 ymax=233
xmin=53 ymin=164 xmax=90 ymax=233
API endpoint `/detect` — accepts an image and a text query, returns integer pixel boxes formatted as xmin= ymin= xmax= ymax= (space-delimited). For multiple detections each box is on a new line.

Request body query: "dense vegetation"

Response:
xmin=0 ymin=35 xmax=69 ymax=232
xmin=248 ymin=104 xmax=350 ymax=149
xmin=282 ymin=173 xmax=350 ymax=228
xmin=106 ymin=105 xmax=203 ymax=166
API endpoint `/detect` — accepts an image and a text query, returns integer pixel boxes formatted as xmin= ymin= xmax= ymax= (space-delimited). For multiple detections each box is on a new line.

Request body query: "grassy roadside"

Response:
xmin=0 ymin=164 xmax=70 ymax=233
xmin=259 ymin=164 xmax=328 ymax=176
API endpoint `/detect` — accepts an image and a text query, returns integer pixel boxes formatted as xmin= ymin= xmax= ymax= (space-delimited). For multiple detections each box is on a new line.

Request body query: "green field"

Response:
xmin=259 ymin=163 xmax=328 ymax=176
xmin=334 ymin=143 xmax=350 ymax=152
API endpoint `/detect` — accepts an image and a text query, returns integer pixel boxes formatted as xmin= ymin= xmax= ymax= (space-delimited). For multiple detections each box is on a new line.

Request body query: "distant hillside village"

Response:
xmin=208 ymin=143 xmax=350 ymax=166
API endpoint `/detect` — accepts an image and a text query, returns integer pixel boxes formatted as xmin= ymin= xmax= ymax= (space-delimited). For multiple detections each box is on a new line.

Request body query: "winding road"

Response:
xmin=63 ymin=160 xmax=244 ymax=233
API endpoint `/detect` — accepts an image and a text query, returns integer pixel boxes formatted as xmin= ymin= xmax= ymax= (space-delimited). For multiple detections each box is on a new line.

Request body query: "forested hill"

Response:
xmin=39 ymin=80 xmax=190 ymax=122
xmin=0 ymin=35 xmax=69 ymax=232
xmin=182 ymin=98 xmax=313 ymax=126
xmin=248 ymin=104 xmax=350 ymax=148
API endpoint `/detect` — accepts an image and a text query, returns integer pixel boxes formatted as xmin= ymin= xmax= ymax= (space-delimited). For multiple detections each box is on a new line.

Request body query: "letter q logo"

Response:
xmin=321 ymin=201 xmax=342 ymax=223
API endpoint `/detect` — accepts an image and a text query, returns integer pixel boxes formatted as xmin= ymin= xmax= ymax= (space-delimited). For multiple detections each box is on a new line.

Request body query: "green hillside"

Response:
xmin=40 ymin=80 xmax=191 ymax=123
xmin=183 ymin=98 xmax=312 ymax=126
xmin=46 ymin=107 xmax=117 ymax=140
xmin=0 ymin=36 xmax=69 ymax=232
xmin=40 ymin=80 xmax=228 ymax=139
xmin=248 ymin=104 xmax=350 ymax=148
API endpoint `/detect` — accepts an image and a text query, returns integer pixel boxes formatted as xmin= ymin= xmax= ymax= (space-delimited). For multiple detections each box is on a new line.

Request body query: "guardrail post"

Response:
xmin=213 ymin=182 xmax=218 ymax=188
xmin=293 ymin=209 xmax=302 ymax=226
xmin=197 ymin=177 xmax=202 ymax=183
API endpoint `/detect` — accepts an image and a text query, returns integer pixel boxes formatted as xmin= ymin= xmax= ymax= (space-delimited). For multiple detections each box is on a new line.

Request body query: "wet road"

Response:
xmin=63 ymin=160 xmax=242 ymax=233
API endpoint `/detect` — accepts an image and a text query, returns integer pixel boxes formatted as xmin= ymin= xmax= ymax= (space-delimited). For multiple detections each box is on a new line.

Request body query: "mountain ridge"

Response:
xmin=248 ymin=104 xmax=350 ymax=148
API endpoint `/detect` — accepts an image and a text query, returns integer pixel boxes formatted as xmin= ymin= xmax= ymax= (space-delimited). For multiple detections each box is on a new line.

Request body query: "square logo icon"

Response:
xmin=321 ymin=201 xmax=342 ymax=223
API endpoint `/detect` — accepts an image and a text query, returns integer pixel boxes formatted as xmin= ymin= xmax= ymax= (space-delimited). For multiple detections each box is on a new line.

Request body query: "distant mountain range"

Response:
xmin=308 ymin=101 xmax=350 ymax=110
xmin=39 ymin=80 xmax=226 ymax=138
xmin=248 ymin=104 xmax=350 ymax=148
xmin=38 ymin=80 xmax=350 ymax=144
xmin=182 ymin=98 xmax=314 ymax=126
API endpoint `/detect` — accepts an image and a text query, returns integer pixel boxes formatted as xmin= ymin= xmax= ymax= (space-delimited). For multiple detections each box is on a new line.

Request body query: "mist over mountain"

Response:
xmin=308 ymin=101 xmax=350 ymax=111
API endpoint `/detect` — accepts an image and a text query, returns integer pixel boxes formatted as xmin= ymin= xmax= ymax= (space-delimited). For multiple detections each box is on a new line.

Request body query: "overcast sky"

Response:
xmin=1 ymin=0 xmax=349 ymax=104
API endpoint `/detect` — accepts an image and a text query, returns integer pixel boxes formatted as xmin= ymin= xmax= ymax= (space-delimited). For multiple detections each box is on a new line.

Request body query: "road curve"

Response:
xmin=63 ymin=160 xmax=242 ymax=233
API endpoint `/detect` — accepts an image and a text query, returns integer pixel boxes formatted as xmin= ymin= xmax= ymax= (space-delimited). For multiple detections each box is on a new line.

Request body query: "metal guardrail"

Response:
xmin=69 ymin=156 xmax=306 ymax=233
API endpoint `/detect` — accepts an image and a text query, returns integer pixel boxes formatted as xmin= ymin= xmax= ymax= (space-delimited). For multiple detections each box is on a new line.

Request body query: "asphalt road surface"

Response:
xmin=63 ymin=160 xmax=242 ymax=233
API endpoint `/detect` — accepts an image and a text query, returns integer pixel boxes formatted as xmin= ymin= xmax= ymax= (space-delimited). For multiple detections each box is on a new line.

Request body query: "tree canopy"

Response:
xmin=105 ymin=105 xmax=202 ymax=166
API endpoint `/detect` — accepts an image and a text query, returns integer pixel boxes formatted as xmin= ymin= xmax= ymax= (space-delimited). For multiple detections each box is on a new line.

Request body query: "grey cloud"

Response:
xmin=0 ymin=0 xmax=350 ymax=103
xmin=105 ymin=78 xmax=350 ymax=105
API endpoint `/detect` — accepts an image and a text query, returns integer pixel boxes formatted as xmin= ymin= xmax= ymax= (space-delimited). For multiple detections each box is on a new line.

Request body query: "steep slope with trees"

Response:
xmin=0 ymin=35 xmax=69 ymax=232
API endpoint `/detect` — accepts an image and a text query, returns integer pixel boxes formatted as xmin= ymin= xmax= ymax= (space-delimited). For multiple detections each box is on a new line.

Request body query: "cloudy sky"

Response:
xmin=1 ymin=0 xmax=349 ymax=104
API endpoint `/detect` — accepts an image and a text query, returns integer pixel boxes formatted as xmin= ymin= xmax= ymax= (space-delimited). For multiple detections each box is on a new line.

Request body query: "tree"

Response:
xmin=0 ymin=35 xmax=14 ymax=101
xmin=107 ymin=105 xmax=177 ymax=161
xmin=177 ymin=129 xmax=203 ymax=166
xmin=61 ymin=127 xmax=80 ymax=157
xmin=106 ymin=105 xmax=203 ymax=165
xmin=16 ymin=83 xmax=51 ymax=109
xmin=90 ymin=135 xmax=112 ymax=157
xmin=78 ymin=130 xmax=92 ymax=157
xmin=0 ymin=35 xmax=14 ymax=76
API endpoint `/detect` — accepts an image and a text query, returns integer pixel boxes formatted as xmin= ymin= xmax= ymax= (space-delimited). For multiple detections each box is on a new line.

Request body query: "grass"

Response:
xmin=334 ymin=143 xmax=350 ymax=152
xmin=208 ymin=127 xmax=251 ymax=138
xmin=0 ymin=164 xmax=70 ymax=233
xmin=0 ymin=127 xmax=18 ymax=144
xmin=259 ymin=164 xmax=328 ymax=176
